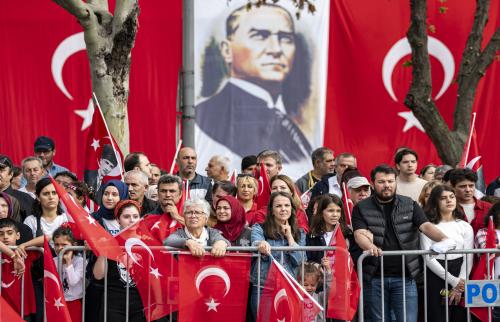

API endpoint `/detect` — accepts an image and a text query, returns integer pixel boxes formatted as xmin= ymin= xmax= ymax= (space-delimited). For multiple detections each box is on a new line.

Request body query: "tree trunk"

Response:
xmin=53 ymin=0 xmax=139 ymax=154
xmin=406 ymin=0 xmax=500 ymax=166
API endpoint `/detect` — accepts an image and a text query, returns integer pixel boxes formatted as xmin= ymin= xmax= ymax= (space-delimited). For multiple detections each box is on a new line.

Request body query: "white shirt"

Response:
xmin=229 ymin=78 xmax=286 ymax=114
xmin=327 ymin=175 xmax=342 ymax=198
xmin=420 ymin=220 xmax=474 ymax=287
xmin=102 ymin=218 xmax=121 ymax=236
xmin=460 ymin=203 xmax=476 ymax=222
xmin=54 ymin=255 xmax=84 ymax=301
xmin=18 ymin=187 xmax=35 ymax=199
xmin=24 ymin=213 xmax=69 ymax=238
xmin=396 ymin=177 xmax=427 ymax=202
xmin=324 ymin=231 xmax=334 ymax=246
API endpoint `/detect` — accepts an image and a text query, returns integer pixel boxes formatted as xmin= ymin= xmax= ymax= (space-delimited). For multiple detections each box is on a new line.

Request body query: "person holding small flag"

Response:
xmin=250 ymin=191 xmax=305 ymax=320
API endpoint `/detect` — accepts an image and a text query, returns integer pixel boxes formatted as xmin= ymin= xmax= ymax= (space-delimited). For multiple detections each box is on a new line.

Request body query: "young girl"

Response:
xmin=298 ymin=260 xmax=332 ymax=322
xmin=53 ymin=225 xmax=84 ymax=322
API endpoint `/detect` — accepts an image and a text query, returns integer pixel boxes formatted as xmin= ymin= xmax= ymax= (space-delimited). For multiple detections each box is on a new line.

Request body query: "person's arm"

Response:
xmin=93 ymin=256 xmax=107 ymax=280
xmin=419 ymin=222 xmax=448 ymax=242
xmin=15 ymin=235 xmax=44 ymax=258
xmin=208 ymin=228 xmax=229 ymax=257
xmin=163 ymin=230 xmax=188 ymax=249
xmin=252 ymin=224 xmax=271 ymax=255
xmin=420 ymin=232 xmax=460 ymax=287
xmin=65 ymin=256 xmax=84 ymax=286
xmin=353 ymin=230 xmax=382 ymax=257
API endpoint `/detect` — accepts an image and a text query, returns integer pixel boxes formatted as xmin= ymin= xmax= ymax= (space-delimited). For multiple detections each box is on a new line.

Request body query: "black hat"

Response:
xmin=0 ymin=155 xmax=13 ymax=169
xmin=241 ymin=155 xmax=257 ymax=172
xmin=34 ymin=136 xmax=55 ymax=152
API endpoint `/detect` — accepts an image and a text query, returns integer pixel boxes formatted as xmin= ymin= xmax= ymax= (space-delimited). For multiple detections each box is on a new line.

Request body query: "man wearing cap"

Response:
xmin=347 ymin=176 xmax=372 ymax=205
xmin=33 ymin=136 xmax=69 ymax=178
xmin=0 ymin=155 xmax=34 ymax=221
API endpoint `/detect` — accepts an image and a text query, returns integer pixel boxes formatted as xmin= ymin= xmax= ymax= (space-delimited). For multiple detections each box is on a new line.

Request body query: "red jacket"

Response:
xmin=461 ymin=198 xmax=492 ymax=236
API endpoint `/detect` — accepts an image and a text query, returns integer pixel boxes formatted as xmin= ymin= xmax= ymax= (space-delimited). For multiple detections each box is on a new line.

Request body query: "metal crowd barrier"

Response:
xmin=357 ymin=248 xmax=500 ymax=322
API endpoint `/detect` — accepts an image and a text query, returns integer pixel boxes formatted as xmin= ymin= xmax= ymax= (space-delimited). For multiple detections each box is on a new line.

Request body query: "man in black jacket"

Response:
xmin=352 ymin=164 xmax=449 ymax=322
xmin=0 ymin=155 xmax=34 ymax=221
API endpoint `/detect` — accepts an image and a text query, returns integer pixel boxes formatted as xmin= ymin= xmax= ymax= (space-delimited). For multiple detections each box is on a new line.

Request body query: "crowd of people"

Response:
xmin=1 ymin=136 xmax=500 ymax=322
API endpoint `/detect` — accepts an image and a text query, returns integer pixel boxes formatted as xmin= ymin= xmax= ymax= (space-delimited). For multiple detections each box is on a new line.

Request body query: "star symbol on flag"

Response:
xmin=91 ymin=138 xmax=100 ymax=151
xmin=398 ymin=111 xmax=425 ymax=133
xmin=74 ymin=98 xmax=95 ymax=131
xmin=150 ymin=267 xmax=162 ymax=279
xmin=151 ymin=221 xmax=161 ymax=230
xmin=277 ymin=318 xmax=286 ymax=322
xmin=205 ymin=297 xmax=220 ymax=312
xmin=53 ymin=297 xmax=65 ymax=310
xmin=86 ymin=214 xmax=97 ymax=226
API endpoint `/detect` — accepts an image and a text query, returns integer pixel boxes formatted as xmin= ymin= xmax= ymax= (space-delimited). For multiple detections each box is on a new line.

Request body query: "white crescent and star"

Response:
xmin=382 ymin=36 xmax=455 ymax=133
xmin=124 ymin=238 xmax=155 ymax=267
xmin=44 ymin=270 xmax=61 ymax=290
xmin=466 ymin=156 xmax=482 ymax=169
xmin=273 ymin=288 xmax=289 ymax=322
xmin=195 ymin=266 xmax=231 ymax=312
xmin=2 ymin=280 xmax=15 ymax=288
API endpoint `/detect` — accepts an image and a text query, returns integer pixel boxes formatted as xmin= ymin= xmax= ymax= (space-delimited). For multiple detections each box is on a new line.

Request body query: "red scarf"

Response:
xmin=214 ymin=195 xmax=246 ymax=242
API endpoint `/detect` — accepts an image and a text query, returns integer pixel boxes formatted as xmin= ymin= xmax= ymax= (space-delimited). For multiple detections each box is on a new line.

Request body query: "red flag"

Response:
xmin=470 ymin=216 xmax=496 ymax=321
xmin=229 ymin=169 xmax=237 ymax=185
xmin=327 ymin=226 xmax=360 ymax=320
xmin=341 ymin=182 xmax=354 ymax=226
xmin=114 ymin=219 xmax=178 ymax=320
xmin=257 ymin=259 xmax=305 ymax=322
xmin=0 ymin=295 xmax=24 ymax=322
xmin=43 ymin=238 xmax=72 ymax=322
xmin=143 ymin=213 xmax=183 ymax=243
xmin=50 ymin=176 xmax=122 ymax=261
xmin=255 ymin=162 xmax=271 ymax=209
xmin=178 ymin=253 xmax=251 ymax=322
xmin=459 ymin=112 xmax=486 ymax=192
xmin=83 ymin=93 xmax=124 ymax=194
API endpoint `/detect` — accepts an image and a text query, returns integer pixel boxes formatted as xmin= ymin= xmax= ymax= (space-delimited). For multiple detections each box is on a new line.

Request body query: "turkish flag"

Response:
xmin=178 ymin=253 xmax=251 ymax=322
xmin=50 ymin=176 xmax=122 ymax=261
xmin=257 ymin=259 xmax=306 ymax=322
xmin=327 ymin=226 xmax=360 ymax=320
xmin=143 ymin=213 xmax=183 ymax=243
xmin=1 ymin=252 xmax=38 ymax=317
xmin=114 ymin=218 xmax=178 ymax=320
xmin=341 ymin=182 xmax=354 ymax=226
xmin=470 ymin=216 xmax=496 ymax=321
xmin=43 ymin=238 xmax=72 ymax=322
xmin=0 ymin=295 xmax=24 ymax=322
xmin=255 ymin=162 xmax=271 ymax=209
xmin=459 ymin=112 xmax=486 ymax=192
xmin=83 ymin=94 xmax=124 ymax=195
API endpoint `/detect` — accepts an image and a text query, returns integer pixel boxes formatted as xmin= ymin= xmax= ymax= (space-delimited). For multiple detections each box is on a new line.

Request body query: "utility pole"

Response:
xmin=181 ymin=0 xmax=195 ymax=148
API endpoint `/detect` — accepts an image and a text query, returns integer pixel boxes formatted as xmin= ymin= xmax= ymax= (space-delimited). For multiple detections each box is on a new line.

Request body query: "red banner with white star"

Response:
xmin=178 ymin=253 xmax=251 ymax=322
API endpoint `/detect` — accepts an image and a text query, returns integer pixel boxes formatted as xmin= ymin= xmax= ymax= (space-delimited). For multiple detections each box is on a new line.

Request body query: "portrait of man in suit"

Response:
xmin=195 ymin=3 xmax=314 ymax=164
xmin=84 ymin=144 xmax=119 ymax=193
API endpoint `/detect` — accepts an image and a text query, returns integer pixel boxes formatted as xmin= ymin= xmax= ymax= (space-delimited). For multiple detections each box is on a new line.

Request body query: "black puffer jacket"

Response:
xmin=353 ymin=195 xmax=423 ymax=282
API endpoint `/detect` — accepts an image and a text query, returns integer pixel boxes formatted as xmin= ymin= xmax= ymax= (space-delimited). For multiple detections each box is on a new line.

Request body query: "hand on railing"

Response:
xmin=14 ymin=243 xmax=28 ymax=259
xmin=367 ymin=244 xmax=382 ymax=257
xmin=186 ymin=239 xmax=205 ymax=257
xmin=257 ymin=241 xmax=272 ymax=256
xmin=12 ymin=254 xmax=26 ymax=276
xmin=211 ymin=240 xmax=227 ymax=257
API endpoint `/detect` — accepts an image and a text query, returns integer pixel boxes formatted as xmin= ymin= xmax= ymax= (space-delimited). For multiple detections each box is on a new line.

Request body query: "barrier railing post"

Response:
xmin=402 ymin=254 xmax=406 ymax=322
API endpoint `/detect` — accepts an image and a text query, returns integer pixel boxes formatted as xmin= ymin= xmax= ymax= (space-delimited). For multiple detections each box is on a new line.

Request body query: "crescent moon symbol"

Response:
xmin=125 ymin=238 xmax=155 ymax=267
xmin=2 ymin=280 xmax=15 ymax=288
xmin=258 ymin=176 xmax=264 ymax=195
xmin=382 ymin=36 xmax=455 ymax=102
xmin=195 ymin=266 xmax=231 ymax=297
xmin=51 ymin=32 xmax=86 ymax=100
xmin=273 ymin=288 xmax=288 ymax=312
xmin=465 ymin=156 xmax=481 ymax=169
xmin=44 ymin=270 xmax=61 ymax=290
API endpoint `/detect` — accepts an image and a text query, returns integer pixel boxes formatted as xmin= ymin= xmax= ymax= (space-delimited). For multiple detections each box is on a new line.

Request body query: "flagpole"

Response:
xmin=169 ymin=139 xmax=183 ymax=174
xmin=92 ymin=92 xmax=125 ymax=180
xmin=461 ymin=112 xmax=477 ymax=168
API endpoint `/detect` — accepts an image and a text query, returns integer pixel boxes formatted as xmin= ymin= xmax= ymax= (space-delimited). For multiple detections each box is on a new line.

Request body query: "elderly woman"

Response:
xmin=164 ymin=198 xmax=230 ymax=257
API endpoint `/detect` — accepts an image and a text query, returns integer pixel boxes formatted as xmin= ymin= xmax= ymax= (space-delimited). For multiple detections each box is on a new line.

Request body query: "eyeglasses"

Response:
xmin=237 ymin=173 xmax=255 ymax=179
xmin=184 ymin=210 xmax=206 ymax=218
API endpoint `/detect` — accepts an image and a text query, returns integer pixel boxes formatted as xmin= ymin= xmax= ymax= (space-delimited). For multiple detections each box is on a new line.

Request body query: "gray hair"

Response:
xmin=183 ymin=198 xmax=211 ymax=219
xmin=157 ymin=174 xmax=183 ymax=192
xmin=211 ymin=155 xmax=231 ymax=172
xmin=257 ymin=150 xmax=283 ymax=166
xmin=124 ymin=169 xmax=148 ymax=186
xmin=21 ymin=156 xmax=43 ymax=173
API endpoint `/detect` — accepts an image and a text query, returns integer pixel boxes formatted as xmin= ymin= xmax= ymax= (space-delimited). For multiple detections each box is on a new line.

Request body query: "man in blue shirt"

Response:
xmin=33 ymin=136 xmax=69 ymax=177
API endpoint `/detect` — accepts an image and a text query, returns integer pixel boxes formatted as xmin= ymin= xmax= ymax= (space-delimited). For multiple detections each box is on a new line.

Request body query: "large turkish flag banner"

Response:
xmin=0 ymin=1 xmax=181 ymax=176
xmin=178 ymin=253 xmax=251 ymax=322
xmin=325 ymin=1 xmax=500 ymax=181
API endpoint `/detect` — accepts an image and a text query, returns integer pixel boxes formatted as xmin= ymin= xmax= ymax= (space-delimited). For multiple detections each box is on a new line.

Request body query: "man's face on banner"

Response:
xmin=226 ymin=6 xmax=296 ymax=85
xmin=99 ymin=158 xmax=115 ymax=175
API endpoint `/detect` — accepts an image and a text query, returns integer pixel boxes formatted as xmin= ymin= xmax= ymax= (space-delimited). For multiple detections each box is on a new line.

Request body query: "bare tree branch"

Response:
xmin=52 ymin=0 xmax=90 ymax=20
xmin=113 ymin=0 xmax=138 ymax=33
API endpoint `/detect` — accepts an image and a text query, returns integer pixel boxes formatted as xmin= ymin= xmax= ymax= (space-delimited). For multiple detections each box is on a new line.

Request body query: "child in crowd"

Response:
xmin=297 ymin=259 xmax=332 ymax=322
xmin=0 ymin=218 xmax=38 ymax=319
xmin=53 ymin=224 xmax=84 ymax=322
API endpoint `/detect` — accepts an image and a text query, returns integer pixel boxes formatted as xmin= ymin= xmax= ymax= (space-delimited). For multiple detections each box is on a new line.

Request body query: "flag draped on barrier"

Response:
xmin=0 ymin=295 xmax=24 ymax=322
xmin=178 ymin=253 xmax=251 ymax=322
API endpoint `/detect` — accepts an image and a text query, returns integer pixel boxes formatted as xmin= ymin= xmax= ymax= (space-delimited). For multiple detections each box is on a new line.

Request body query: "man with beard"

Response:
xmin=176 ymin=147 xmax=212 ymax=203
xmin=351 ymin=164 xmax=450 ymax=322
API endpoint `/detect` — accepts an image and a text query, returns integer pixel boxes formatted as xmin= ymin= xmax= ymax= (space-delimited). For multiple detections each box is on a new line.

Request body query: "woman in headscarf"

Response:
xmin=91 ymin=179 xmax=129 ymax=236
xmin=0 ymin=192 xmax=32 ymax=243
xmin=214 ymin=195 xmax=251 ymax=246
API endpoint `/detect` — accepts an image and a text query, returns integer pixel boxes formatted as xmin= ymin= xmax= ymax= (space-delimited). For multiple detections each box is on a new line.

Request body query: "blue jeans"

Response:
xmin=369 ymin=277 xmax=418 ymax=322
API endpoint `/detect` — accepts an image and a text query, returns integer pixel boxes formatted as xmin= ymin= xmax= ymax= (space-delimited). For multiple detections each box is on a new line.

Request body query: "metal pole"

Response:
xmin=181 ymin=0 xmax=195 ymax=148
